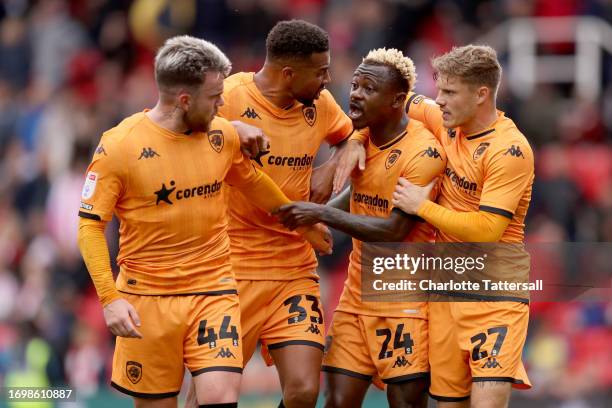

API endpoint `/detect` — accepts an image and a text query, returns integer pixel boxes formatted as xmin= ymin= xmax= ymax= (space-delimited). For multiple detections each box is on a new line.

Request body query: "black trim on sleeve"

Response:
xmin=110 ymin=382 xmax=179 ymax=399
xmin=466 ymin=128 xmax=495 ymax=140
xmin=472 ymin=376 xmax=525 ymax=385
xmin=382 ymin=372 xmax=429 ymax=384
xmin=428 ymin=392 xmax=470 ymax=402
xmin=267 ymin=340 xmax=324 ymax=351
xmin=405 ymin=93 xmax=419 ymax=113
xmin=321 ymin=365 xmax=372 ymax=381
xmin=191 ymin=366 xmax=243 ymax=376
xmin=331 ymin=129 xmax=355 ymax=147
xmin=479 ymin=205 xmax=513 ymax=220
xmin=78 ymin=211 xmax=101 ymax=221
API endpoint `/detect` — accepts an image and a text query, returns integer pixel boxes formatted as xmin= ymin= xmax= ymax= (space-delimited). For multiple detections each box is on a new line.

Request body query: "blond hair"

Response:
xmin=154 ymin=35 xmax=231 ymax=92
xmin=432 ymin=45 xmax=501 ymax=91
xmin=363 ymin=48 xmax=416 ymax=92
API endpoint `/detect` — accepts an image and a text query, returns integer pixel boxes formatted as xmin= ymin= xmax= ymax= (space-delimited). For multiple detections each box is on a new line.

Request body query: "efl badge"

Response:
xmin=81 ymin=171 xmax=98 ymax=200
xmin=126 ymin=361 xmax=142 ymax=384
xmin=473 ymin=142 xmax=491 ymax=161
xmin=303 ymin=106 xmax=316 ymax=127
xmin=208 ymin=129 xmax=224 ymax=153
xmin=385 ymin=149 xmax=402 ymax=169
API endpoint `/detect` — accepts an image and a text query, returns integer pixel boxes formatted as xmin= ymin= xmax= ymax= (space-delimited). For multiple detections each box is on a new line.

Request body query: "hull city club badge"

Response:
xmin=126 ymin=361 xmax=142 ymax=384
xmin=208 ymin=129 xmax=224 ymax=153
xmin=302 ymin=105 xmax=316 ymax=126
xmin=385 ymin=149 xmax=402 ymax=169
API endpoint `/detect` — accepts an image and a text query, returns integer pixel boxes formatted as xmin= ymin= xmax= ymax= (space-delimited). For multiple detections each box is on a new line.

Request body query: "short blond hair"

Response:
xmin=155 ymin=35 xmax=231 ymax=92
xmin=363 ymin=48 xmax=416 ymax=92
xmin=432 ymin=45 xmax=501 ymax=91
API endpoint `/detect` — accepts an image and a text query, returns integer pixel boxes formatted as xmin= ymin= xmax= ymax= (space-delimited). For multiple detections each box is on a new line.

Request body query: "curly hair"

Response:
xmin=266 ymin=20 xmax=329 ymax=61
xmin=154 ymin=35 xmax=231 ymax=92
xmin=432 ymin=45 xmax=501 ymax=91
xmin=363 ymin=48 xmax=417 ymax=92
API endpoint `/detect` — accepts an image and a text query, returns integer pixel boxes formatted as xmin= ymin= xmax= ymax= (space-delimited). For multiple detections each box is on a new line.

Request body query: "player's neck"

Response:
xmin=369 ymin=112 xmax=408 ymax=147
xmin=460 ymin=105 xmax=498 ymax=135
xmin=147 ymin=103 xmax=191 ymax=134
xmin=254 ymin=67 xmax=296 ymax=109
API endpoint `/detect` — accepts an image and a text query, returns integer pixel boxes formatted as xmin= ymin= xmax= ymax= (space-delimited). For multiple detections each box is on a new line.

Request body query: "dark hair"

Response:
xmin=266 ymin=20 xmax=329 ymax=61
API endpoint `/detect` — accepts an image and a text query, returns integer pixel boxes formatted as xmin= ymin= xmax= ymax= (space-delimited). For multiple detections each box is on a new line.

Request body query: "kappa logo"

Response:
xmin=303 ymin=105 xmax=316 ymax=126
xmin=241 ymin=107 xmax=261 ymax=119
xmin=385 ymin=149 xmax=402 ymax=169
xmin=392 ymin=355 xmax=411 ymax=368
xmin=215 ymin=347 xmax=236 ymax=359
xmin=420 ymin=146 xmax=443 ymax=160
xmin=304 ymin=323 xmax=321 ymax=335
xmin=95 ymin=144 xmax=107 ymax=156
xmin=481 ymin=357 xmax=502 ymax=369
xmin=138 ymin=147 xmax=160 ymax=160
xmin=447 ymin=128 xmax=457 ymax=138
xmin=126 ymin=361 xmax=142 ymax=384
xmin=208 ymin=129 xmax=224 ymax=153
xmin=473 ymin=142 xmax=491 ymax=161
xmin=503 ymin=145 xmax=525 ymax=158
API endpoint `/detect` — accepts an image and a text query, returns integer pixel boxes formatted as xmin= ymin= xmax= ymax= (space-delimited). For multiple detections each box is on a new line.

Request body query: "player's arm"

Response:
xmin=393 ymin=140 xmax=534 ymax=242
xmin=225 ymin=130 xmax=332 ymax=254
xmin=311 ymin=91 xmax=361 ymax=202
xmin=327 ymin=186 xmax=351 ymax=212
xmin=404 ymin=92 xmax=445 ymax=138
xmin=77 ymin=137 xmax=142 ymax=338
xmin=276 ymin=202 xmax=417 ymax=242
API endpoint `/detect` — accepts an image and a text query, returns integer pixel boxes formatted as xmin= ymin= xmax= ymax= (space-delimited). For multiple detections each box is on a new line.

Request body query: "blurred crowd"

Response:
xmin=0 ymin=0 xmax=610 ymax=406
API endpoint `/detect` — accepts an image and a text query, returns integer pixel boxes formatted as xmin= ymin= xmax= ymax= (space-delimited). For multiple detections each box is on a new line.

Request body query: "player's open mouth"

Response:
xmin=442 ymin=111 xmax=451 ymax=120
xmin=348 ymin=102 xmax=363 ymax=120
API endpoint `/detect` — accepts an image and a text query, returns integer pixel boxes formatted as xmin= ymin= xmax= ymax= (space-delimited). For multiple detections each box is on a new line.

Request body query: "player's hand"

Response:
xmin=333 ymin=139 xmax=366 ymax=194
xmin=103 ymin=298 xmax=142 ymax=338
xmin=392 ymin=177 xmax=437 ymax=215
xmin=232 ymin=120 xmax=270 ymax=159
xmin=297 ymin=223 xmax=333 ymax=255
xmin=275 ymin=201 xmax=325 ymax=230
xmin=310 ymin=160 xmax=335 ymax=204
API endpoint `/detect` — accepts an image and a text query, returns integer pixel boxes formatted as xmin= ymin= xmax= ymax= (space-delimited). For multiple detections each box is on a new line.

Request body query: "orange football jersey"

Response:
xmin=218 ymin=73 xmax=352 ymax=280
xmin=406 ymin=93 xmax=534 ymax=243
xmin=337 ymin=119 xmax=447 ymax=318
xmin=79 ymin=112 xmax=263 ymax=295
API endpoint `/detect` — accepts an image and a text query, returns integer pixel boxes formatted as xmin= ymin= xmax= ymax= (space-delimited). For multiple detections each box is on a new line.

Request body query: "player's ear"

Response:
xmin=177 ymin=90 xmax=192 ymax=111
xmin=280 ymin=66 xmax=295 ymax=81
xmin=392 ymin=92 xmax=408 ymax=109
xmin=476 ymin=86 xmax=490 ymax=105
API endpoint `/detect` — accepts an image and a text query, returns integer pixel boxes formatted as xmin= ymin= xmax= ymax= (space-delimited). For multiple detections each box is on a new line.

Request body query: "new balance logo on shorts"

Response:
xmin=392 ymin=355 xmax=411 ymax=368
xmin=503 ymin=145 xmax=525 ymax=158
xmin=304 ymin=323 xmax=321 ymax=335
xmin=481 ymin=357 xmax=502 ymax=369
xmin=215 ymin=347 xmax=236 ymax=359
xmin=138 ymin=147 xmax=160 ymax=159
xmin=241 ymin=107 xmax=261 ymax=119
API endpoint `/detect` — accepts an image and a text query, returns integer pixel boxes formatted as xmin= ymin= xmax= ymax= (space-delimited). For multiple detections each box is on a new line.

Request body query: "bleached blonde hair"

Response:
xmin=363 ymin=48 xmax=416 ymax=92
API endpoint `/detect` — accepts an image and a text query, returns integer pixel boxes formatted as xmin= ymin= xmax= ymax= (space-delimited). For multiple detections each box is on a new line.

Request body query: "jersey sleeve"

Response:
xmin=405 ymin=93 xmax=445 ymax=142
xmin=224 ymin=124 xmax=261 ymax=186
xmin=78 ymin=135 xmax=126 ymax=222
xmin=479 ymin=140 xmax=534 ymax=219
xmin=322 ymin=90 xmax=353 ymax=146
